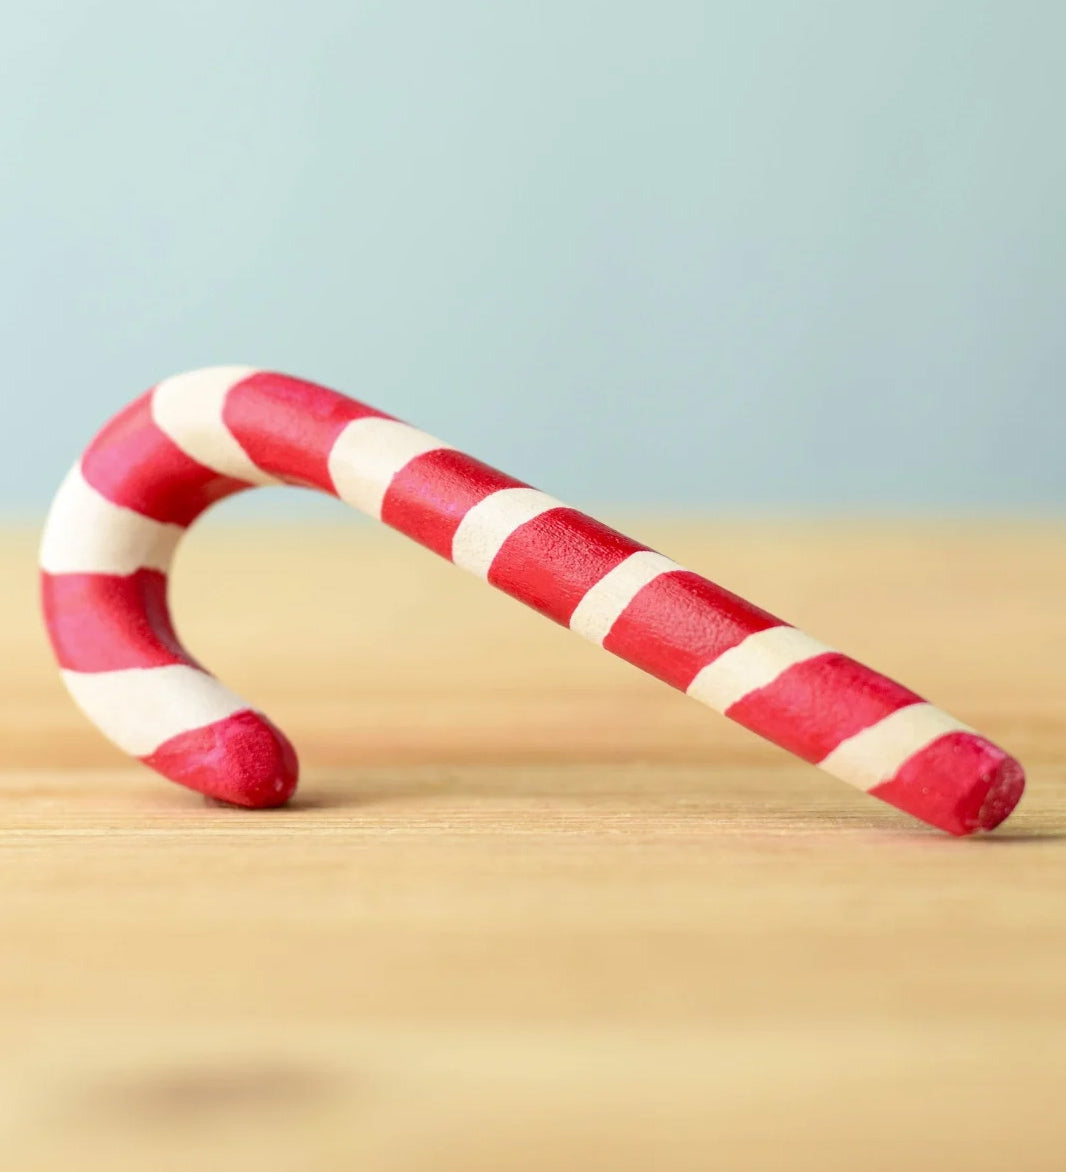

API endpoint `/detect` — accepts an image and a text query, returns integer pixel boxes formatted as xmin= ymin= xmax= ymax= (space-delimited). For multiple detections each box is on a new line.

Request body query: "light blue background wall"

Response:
xmin=2 ymin=1 xmax=1063 ymax=514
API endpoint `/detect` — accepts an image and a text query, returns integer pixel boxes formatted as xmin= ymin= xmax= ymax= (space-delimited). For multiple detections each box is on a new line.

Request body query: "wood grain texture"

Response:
xmin=3 ymin=518 xmax=1065 ymax=1171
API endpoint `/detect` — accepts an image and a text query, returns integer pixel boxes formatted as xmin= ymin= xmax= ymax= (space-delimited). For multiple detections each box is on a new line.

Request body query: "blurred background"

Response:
xmin=2 ymin=0 xmax=1063 ymax=519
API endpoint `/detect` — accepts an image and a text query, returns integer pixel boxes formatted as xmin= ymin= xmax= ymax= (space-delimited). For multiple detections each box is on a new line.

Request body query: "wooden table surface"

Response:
xmin=3 ymin=518 xmax=1065 ymax=1171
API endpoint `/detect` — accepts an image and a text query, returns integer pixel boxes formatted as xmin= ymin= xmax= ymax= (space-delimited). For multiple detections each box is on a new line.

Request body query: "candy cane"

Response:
xmin=39 ymin=366 xmax=1024 ymax=835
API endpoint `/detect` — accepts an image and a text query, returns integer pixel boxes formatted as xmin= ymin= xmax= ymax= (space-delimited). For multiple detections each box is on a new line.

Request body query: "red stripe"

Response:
xmin=487 ymin=509 xmax=647 ymax=626
xmin=871 ymin=731 xmax=1025 ymax=836
xmin=381 ymin=450 xmax=527 ymax=559
xmin=725 ymin=654 xmax=922 ymax=764
xmin=224 ymin=372 xmax=388 ymax=492
xmin=41 ymin=569 xmax=191 ymax=672
xmin=141 ymin=709 xmax=298 ymax=808
xmin=602 ymin=572 xmax=782 ymax=691
xmin=82 ymin=393 xmax=248 ymax=525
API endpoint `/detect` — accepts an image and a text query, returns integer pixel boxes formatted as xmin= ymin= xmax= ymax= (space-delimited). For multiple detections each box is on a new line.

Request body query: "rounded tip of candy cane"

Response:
xmin=871 ymin=731 xmax=1025 ymax=837
xmin=141 ymin=710 xmax=299 ymax=808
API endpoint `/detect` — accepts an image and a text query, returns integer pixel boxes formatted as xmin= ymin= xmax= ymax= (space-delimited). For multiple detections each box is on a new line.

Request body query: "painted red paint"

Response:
xmin=82 ymin=393 xmax=247 ymax=525
xmin=142 ymin=710 xmax=298 ymax=808
xmin=41 ymin=569 xmax=190 ymax=672
xmin=603 ymin=571 xmax=783 ymax=691
xmin=488 ymin=509 xmax=646 ymax=626
xmin=726 ymin=653 xmax=923 ymax=764
xmin=225 ymin=372 xmax=388 ymax=492
xmin=872 ymin=731 xmax=1026 ymax=836
xmin=382 ymin=449 xmax=527 ymax=558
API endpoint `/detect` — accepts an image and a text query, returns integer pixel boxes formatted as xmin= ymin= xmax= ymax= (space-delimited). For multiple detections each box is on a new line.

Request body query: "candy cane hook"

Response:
xmin=39 ymin=366 xmax=1024 ymax=834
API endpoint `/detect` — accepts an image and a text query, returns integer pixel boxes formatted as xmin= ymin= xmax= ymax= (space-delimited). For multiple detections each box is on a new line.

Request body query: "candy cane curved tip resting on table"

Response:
xmin=39 ymin=366 xmax=1026 ymax=834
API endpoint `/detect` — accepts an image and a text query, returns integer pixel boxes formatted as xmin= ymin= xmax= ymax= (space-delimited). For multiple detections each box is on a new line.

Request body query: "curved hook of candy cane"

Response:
xmin=39 ymin=366 xmax=1025 ymax=833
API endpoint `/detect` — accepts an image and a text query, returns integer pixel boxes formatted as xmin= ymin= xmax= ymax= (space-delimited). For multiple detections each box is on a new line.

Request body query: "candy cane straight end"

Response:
xmin=871 ymin=733 xmax=1025 ymax=836
xmin=40 ymin=365 xmax=1026 ymax=833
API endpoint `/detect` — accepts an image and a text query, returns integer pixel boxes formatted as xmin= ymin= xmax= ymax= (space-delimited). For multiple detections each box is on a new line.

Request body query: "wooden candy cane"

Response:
xmin=39 ymin=366 xmax=1024 ymax=835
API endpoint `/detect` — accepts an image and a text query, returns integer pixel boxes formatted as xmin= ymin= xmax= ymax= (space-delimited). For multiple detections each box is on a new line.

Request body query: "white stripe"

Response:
xmin=451 ymin=487 xmax=565 ymax=578
xmin=151 ymin=365 xmax=277 ymax=485
xmin=569 ymin=551 xmax=680 ymax=645
xmin=328 ymin=417 xmax=452 ymax=519
xmin=39 ymin=465 xmax=183 ymax=575
xmin=818 ymin=702 xmax=972 ymax=792
xmin=61 ymin=665 xmax=249 ymax=756
xmin=686 ymin=625 xmax=832 ymax=713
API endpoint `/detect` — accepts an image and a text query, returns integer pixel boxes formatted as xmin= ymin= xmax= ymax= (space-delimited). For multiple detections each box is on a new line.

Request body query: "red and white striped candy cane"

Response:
xmin=40 ymin=366 xmax=1024 ymax=835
